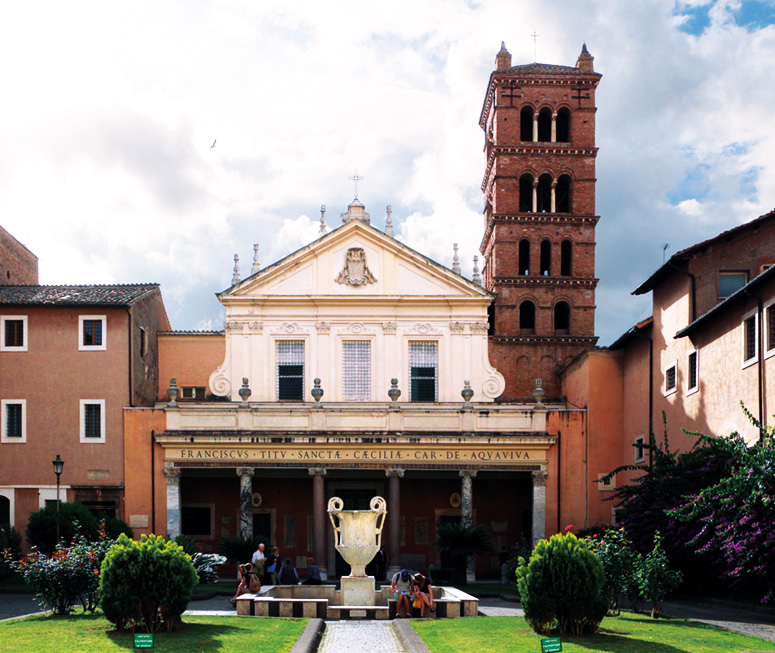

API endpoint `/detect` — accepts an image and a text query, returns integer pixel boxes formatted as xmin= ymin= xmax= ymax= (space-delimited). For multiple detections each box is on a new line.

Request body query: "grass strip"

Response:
xmin=411 ymin=612 xmax=774 ymax=653
xmin=0 ymin=611 xmax=306 ymax=653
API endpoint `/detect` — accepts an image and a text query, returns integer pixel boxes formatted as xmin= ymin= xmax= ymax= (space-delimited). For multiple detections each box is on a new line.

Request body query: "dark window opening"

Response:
xmin=278 ymin=365 xmax=304 ymax=400
xmin=666 ymin=365 xmax=676 ymax=391
xmin=519 ymin=239 xmax=530 ymax=275
xmin=745 ymin=316 xmax=757 ymax=362
xmin=0 ymin=496 xmax=10 ymax=526
xmin=634 ymin=436 xmax=645 ymax=462
xmin=487 ymin=303 xmax=495 ymax=336
xmin=720 ymin=271 xmax=748 ymax=299
xmin=182 ymin=506 xmax=212 ymax=537
xmin=537 ymin=174 xmax=552 ymax=212
xmin=556 ymin=175 xmax=571 ymax=213
xmin=520 ymin=106 xmax=534 ymax=141
xmin=556 ymin=107 xmax=571 ymax=142
xmin=410 ymin=367 xmax=436 ymax=402
xmin=5 ymin=404 xmax=22 ymax=438
xmin=140 ymin=327 xmax=148 ymax=357
xmin=84 ymin=403 xmax=102 ymax=438
xmin=519 ymin=174 xmax=534 ymax=212
xmin=83 ymin=319 xmax=103 ymax=347
xmin=4 ymin=320 xmax=23 ymax=347
xmin=519 ymin=300 xmax=536 ymax=332
xmin=540 ymin=240 xmax=551 ymax=276
xmin=554 ymin=301 xmax=570 ymax=332
xmin=409 ymin=342 xmax=438 ymax=402
xmin=688 ymin=351 xmax=698 ymax=391
xmin=537 ymin=107 xmax=552 ymax=142
xmin=769 ymin=305 xmax=775 ymax=352
xmin=561 ymin=240 xmax=572 ymax=276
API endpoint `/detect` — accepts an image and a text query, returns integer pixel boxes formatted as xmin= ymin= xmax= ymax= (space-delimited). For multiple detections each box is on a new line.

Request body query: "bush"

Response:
xmin=517 ymin=531 xmax=608 ymax=636
xmin=100 ymin=533 xmax=198 ymax=633
xmin=586 ymin=528 xmax=640 ymax=614
xmin=431 ymin=522 xmax=493 ymax=585
xmin=636 ymin=532 xmax=682 ymax=618
xmin=0 ymin=524 xmax=23 ymax=581
xmin=26 ymin=502 xmax=99 ymax=553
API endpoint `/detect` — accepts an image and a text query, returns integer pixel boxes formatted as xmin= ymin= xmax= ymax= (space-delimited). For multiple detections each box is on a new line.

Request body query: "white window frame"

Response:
xmin=686 ymin=349 xmax=699 ymax=396
xmin=663 ymin=360 xmax=677 ymax=396
xmin=0 ymin=488 xmax=15 ymax=526
xmin=597 ymin=473 xmax=615 ymax=491
xmin=742 ymin=309 xmax=759 ymax=369
xmin=408 ymin=340 xmax=440 ymax=402
xmin=1 ymin=399 xmax=26 ymax=443
xmin=275 ymin=339 xmax=307 ymax=401
xmin=634 ymin=435 xmax=646 ymax=463
xmin=79 ymin=315 xmax=107 ymax=351
xmin=765 ymin=298 xmax=775 ymax=360
xmin=38 ymin=488 xmax=59 ymax=510
xmin=1 ymin=315 xmax=28 ymax=352
xmin=80 ymin=399 xmax=106 ymax=443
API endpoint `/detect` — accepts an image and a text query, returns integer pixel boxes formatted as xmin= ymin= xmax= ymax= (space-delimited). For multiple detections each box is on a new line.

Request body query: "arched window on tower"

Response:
xmin=556 ymin=174 xmax=572 ymax=213
xmin=519 ymin=239 xmax=531 ymax=275
xmin=556 ymin=107 xmax=571 ymax=142
xmin=540 ymin=239 xmax=551 ymax=276
xmin=537 ymin=174 xmax=552 ymax=212
xmin=537 ymin=107 xmax=552 ymax=142
xmin=519 ymin=174 xmax=534 ymax=212
xmin=520 ymin=106 xmax=534 ymax=141
xmin=554 ymin=301 xmax=571 ymax=334
xmin=561 ymin=240 xmax=573 ymax=276
xmin=520 ymin=300 xmax=536 ymax=333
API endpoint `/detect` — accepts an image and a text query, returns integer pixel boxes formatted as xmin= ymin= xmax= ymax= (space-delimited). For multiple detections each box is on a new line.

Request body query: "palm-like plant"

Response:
xmin=216 ymin=535 xmax=264 ymax=564
xmin=432 ymin=522 xmax=493 ymax=585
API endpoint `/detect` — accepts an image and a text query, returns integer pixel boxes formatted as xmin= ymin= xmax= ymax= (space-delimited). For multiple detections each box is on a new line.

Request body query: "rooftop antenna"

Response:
xmin=662 ymin=243 xmax=670 ymax=263
xmin=348 ymin=170 xmax=364 ymax=199
xmin=531 ymin=30 xmax=539 ymax=62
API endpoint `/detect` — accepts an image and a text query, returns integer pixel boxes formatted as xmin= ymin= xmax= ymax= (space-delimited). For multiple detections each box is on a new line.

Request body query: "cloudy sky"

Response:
xmin=2 ymin=0 xmax=774 ymax=345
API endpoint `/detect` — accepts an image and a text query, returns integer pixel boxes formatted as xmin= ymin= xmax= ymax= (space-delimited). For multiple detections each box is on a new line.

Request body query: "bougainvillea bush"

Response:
xmin=100 ymin=533 xmax=198 ymax=633
xmin=516 ymin=531 xmax=608 ymax=636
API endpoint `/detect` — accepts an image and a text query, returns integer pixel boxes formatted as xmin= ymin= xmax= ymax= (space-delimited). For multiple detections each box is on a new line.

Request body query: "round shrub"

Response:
xmin=100 ymin=533 xmax=198 ymax=633
xmin=27 ymin=502 xmax=99 ymax=553
xmin=517 ymin=531 xmax=608 ymax=636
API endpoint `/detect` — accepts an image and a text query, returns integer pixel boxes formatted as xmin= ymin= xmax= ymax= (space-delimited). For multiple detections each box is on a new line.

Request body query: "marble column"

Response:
xmin=531 ymin=469 xmax=548 ymax=546
xmin=236 ymin=467 xmax=255 ymax=540
xmin=308 ymin=467 xmax=328 ymax=579
xmin=460 ymin=470 xmax=478 ymax=582
xmin=551 ymin=112 xmax=557 ymax=143
xmin=163 ymin=467 xmax=182 ymax=540
xmin=385 ymin=468 xmax=404 ymax=579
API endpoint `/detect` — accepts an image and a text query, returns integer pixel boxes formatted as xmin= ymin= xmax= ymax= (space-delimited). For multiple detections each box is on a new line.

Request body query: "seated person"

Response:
xmin=277 ymin=558 xmax=300 ymax=585
xmin=231 ymin=562 xmax=258 ymax=604
xmin=412 ymin=573 xmax=435 ymax=616
xmin=391 ymin=569 xmax=413 ymax=618
xmin=303 ymin=557 xmax=322 ymax=585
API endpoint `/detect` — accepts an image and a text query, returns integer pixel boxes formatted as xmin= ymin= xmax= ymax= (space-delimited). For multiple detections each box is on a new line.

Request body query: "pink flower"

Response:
xmin=564 ymin=524 xmax=574 ymax=532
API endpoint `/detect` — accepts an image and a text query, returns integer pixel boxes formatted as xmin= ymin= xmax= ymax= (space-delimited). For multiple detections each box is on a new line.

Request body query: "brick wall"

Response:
xmin=0 ymin=225 xmax=38 ymax=285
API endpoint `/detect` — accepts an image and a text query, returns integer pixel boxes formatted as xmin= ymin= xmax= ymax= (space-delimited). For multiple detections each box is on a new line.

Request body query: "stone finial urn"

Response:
xmin=328 ymin=496 xmax=387 ymax=577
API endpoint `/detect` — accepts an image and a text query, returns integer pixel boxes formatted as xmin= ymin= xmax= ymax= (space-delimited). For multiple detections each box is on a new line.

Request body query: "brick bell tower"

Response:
xmin=480 ymin=43 xmax=601 ymax=401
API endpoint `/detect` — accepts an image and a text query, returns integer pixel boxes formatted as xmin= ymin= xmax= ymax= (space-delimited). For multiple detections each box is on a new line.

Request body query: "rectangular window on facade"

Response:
xmin=1 ymin=400 xmax=26 ymax=443
xmin=743 ymin=314 xmax=757 ymax=365
xmin=80 ymin=400 xmax=105 ymax=443
xmin=634 ymin=435 xmax=645 ymax=463
xmin=767 ymin=304 xmax=775 ymax=355
xmin=342 ymin=340 xmax=371 ymax=401
xmin=719 ymin=271 xmax=748 ymax=299
xmin=79 ymin=315 xmax=106 ymax=351
xmin=409 ymin=341 xmax=438 ymax=402
xmin=687 ymin=350 xmax=698 ymax=394
xmin=277 ymin=341 xmax=304 ymax=400
xmin=664 ymin=362 xmax=677 ymax=395
xmin=1 ymin=316 xmax=27 ymax=351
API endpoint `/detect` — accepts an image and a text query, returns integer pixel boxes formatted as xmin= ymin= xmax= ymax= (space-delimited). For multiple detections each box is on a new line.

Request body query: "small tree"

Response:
xmin=27 ymin=502 xmax=100 ymax=553
xmin=100 ymin=533 xmax=198 ymax=633
xmin=517 ymin=531 xmax=608 ymax=636
xmin=636 ymin=532 xmax=682 ymax=618
xmin=216 ymin=535 xmax=263 ymax=564
xmin=432 ymin=522 xmax=492 ymax=585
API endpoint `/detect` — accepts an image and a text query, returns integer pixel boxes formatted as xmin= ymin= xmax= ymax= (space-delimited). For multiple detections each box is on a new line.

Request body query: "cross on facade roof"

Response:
xmin=531 ymin=30 xmax=539 ymax=62
xmin=349 ymin=171 xmax=364 ymax=199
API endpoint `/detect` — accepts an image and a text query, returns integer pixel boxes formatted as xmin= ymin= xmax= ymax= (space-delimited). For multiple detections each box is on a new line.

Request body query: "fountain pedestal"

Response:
xmin=340 ymin=576 xmax=376 ymax=606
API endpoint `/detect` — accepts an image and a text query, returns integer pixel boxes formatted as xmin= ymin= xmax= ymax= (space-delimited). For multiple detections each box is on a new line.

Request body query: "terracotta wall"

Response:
xmin=0 ymin=225 xmax=38 ymax=285
xmin=158 ymin=333 xmax=225 ymax=400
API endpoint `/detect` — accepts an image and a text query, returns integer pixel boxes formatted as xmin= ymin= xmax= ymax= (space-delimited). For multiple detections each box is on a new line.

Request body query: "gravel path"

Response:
xmin=318 ymin=620 xmax=405 ymax=653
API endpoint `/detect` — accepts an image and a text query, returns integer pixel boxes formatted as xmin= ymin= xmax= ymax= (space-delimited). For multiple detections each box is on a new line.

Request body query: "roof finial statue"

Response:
xmin=452 ymin=243 xmax=461 ymax=274
xmin=472 ymin=255 xmax=482 ymax=286
xmin=385 ymin=205 xmax=394 ymax=238
xmin=231 ymin=254 xmax=241 ymax=286
xmin=251 ymin=244 xmax=260 ymax=275
xmin=319 ymin=205 xmax=328 ymax=235
xmin=576 ymin=42 xmax=594 ymax=73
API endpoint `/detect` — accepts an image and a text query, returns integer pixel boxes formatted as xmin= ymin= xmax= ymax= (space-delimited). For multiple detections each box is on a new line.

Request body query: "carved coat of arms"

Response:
xmin=335 ymin=247 xmax=377 ymax=286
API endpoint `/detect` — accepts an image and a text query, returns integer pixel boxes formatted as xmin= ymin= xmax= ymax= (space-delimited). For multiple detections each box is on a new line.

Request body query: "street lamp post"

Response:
xmin=52 ymin=455 xmax=64 ymax=544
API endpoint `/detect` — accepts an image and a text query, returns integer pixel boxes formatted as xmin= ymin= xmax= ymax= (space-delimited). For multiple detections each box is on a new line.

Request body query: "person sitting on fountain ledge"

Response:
xmin=391 ymin=569 xmax=413 ymax=617
xmin=278 ymin=558 xmax=300 ymax=585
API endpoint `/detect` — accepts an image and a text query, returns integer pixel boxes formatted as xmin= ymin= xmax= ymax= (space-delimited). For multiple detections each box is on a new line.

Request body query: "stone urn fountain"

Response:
xmin=328 ymin=495 xmax=387 ymax=606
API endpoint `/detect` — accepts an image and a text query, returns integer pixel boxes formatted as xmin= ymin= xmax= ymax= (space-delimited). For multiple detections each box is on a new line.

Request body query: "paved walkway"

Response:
xmin=318 ymin=620 xmax=405 ymax=653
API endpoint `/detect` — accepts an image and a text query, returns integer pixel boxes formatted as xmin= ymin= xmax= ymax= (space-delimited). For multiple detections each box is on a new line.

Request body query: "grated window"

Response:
xmin=277 ymin=341 xmax=305 ymax=400
xmin=409 ymin=341 xmax=438 ymax=402
xmin=342 ymin=341 xmax=371 ymax=401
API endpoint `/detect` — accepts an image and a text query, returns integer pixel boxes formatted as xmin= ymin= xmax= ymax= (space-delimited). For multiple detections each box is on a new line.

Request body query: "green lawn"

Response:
xmin=0 ymin=612 xmax=306 ymax=653
xmin=411 ymin=612 xmax=775 ymax=653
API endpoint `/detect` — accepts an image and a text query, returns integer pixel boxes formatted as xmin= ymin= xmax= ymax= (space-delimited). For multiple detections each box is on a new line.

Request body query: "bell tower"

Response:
xmin=480 ymin=43 xmax=601 ymax=401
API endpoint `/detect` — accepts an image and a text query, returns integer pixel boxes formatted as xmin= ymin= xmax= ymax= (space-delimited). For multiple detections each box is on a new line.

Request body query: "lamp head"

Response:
xmin=52 ymin=454 xmax=64 ymax=477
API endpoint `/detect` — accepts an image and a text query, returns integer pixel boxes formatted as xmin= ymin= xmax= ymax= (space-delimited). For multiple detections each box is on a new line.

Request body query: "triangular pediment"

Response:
xmin=220 ymin=220 xmax=491 ymax=302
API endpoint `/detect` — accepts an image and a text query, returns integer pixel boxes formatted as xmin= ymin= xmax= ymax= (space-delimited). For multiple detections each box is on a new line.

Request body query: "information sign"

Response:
xmin=540 ymin=637 xmax=562 ymax=652
xmin=134 ymin=633 xmax=154 ymax=648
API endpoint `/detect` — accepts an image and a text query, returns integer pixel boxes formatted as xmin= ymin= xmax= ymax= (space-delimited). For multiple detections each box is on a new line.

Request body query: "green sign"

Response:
xmin=540 ymin=637 xmax=562 ymax=653
xmin=134 ymin=633 xmax=154 ymax=648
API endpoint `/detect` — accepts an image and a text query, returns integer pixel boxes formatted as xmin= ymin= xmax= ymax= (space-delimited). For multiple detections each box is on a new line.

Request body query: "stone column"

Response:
xmin=532 ymin=179 xmax=538 ymax=213
xmin=551 ymin=112 xmax=557 ymax=142
xmin=550 ymin=179 xmax=557 ymax=213
xmin=532 ymin=114 xmax=538 ymax=142
xmin=460 ymin=470 xmax=478 ymax=582
xmin=385 ymin=468 xmax=404 ymax=579
xmin=531 ymin=469 xmax=548 ymax=546
xmin=236 ymin=467 xmax=255 ymax=540
xmin=163 ymin=467 xmax=182 ymax=540
xmin=308 ymin=467 xmax=328 ymax=579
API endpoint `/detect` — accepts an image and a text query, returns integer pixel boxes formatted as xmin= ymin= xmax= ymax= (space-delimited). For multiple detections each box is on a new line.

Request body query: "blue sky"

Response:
xmin=1 ymin=0 xmax=775 ymax=347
